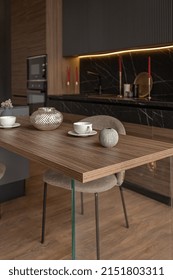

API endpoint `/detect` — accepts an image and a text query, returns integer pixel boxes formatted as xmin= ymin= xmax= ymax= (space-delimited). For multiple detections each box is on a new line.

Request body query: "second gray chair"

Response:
xmin=41 ymin=115 xmax=129 ymax=259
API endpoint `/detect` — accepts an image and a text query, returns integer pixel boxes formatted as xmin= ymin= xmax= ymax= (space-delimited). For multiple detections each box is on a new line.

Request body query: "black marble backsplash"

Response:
xmin=80 ymin=48 xmax=173 ymax=100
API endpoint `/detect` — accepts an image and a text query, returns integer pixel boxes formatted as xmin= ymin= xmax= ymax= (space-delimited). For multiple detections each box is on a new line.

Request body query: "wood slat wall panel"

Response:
xmin=11 ymin=0 xmax=27 ymax=100
xmin=11 ymin=0 xmax=79 ymax=102
xmin=26 ymin=0 xmax=46 ymax=56
xmin=46 ymin=0 xmax=79 ymax=95
xmin=11 ymin=0 xmax=46 ymax=104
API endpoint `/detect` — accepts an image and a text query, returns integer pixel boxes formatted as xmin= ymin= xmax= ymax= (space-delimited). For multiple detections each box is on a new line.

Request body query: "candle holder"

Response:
xmin=148 ymin=56 xmax=151 ymax=100
xmin=118 ymin=57 xmax=123 ymax=97
xmin=148 ymin=77 xmax=151 ymax=100
xmin=75 ymin=81 xmax=79 ymax=94
xmin=119 ymin=71 xmax=122 ymax=97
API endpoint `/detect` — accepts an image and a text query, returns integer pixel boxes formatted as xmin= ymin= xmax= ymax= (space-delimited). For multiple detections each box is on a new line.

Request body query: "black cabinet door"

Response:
xmin=63 ymin=0 xmax=173 ymax=56
xmin=63 ymin=0 xmax=89 ymax=56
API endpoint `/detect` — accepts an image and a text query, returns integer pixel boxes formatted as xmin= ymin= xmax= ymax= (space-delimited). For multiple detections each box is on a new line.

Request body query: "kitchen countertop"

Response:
xmin=48 ymin=94 xmax=173 ymax=110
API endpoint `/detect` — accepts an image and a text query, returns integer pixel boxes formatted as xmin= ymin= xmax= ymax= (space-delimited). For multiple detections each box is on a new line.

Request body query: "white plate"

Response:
xmin=68 ymin=130 xmax=97 ymax=137
xmin=0 ymin=123 xmax=21 ymax=129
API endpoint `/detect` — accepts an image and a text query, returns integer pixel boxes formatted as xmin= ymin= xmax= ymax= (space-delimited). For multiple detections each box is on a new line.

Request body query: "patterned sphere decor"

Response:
xmin=99 ymin=128 xmax=119 ymax=148
xmin=30 ymin=107 xmax=63 ymax=130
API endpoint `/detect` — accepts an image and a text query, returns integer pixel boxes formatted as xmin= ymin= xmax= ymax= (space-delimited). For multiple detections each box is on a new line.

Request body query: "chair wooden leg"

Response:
xmin=0 ymin=204 xmax=1 ymax=219
xmin=94 ymin=193 xmax=100 ymax=260
xmin=41 ymin=182 xmax=48 ymax=243
xmin=119 ymin=186 xmax=129 ymax=228
xmin=80 ymin=192 xmax=84 ymax=215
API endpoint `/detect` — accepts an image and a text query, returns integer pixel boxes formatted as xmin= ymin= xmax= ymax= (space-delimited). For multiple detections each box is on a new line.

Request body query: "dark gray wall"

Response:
xmin=0 ymin=0 xmax=11 ymax=102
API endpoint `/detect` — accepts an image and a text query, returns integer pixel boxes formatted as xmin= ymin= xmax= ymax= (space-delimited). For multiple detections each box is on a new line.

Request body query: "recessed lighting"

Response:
xmin=79 ymin=45 xmax=173 ymax=59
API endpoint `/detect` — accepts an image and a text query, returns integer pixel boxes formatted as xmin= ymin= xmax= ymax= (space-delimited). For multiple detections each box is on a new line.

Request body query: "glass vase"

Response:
xmin=30 ymin=107 xmax=63 ymax=131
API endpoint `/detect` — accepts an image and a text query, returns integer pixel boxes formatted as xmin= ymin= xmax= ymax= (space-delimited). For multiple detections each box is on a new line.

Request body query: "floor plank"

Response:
xmin=0 ymin=161 xmax=173 ymax=260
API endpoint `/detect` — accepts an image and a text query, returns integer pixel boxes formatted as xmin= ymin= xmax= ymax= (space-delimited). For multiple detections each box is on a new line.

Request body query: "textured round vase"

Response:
xmin=30 ymin=107 xmax=63 ymax=131
xmin=99 ymin=128 xmax=119 ymax=148
xmin=1 ymin=108 xmax=13 ymax=116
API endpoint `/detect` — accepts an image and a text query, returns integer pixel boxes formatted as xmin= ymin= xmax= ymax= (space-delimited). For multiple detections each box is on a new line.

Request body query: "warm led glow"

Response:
xmin=79 ymin=45 xmax=173 ymax=59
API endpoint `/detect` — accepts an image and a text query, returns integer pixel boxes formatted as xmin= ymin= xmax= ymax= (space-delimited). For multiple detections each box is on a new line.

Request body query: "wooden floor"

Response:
xmin=0 ymin=161 xmax=173 ymax=260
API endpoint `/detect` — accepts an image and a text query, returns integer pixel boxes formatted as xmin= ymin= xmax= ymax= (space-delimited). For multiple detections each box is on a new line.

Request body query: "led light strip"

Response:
xmin=79 ymin=44 xmax=173 ymax=59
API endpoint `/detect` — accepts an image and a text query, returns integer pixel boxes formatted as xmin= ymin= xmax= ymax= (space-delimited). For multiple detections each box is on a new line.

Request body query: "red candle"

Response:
xmin=119 ymin=56 xmax=122 ymax=72
xmin=67 ymin=66 xmax=70 ymax=83
xmin=148 ymin=56 xmax=151 ymax=77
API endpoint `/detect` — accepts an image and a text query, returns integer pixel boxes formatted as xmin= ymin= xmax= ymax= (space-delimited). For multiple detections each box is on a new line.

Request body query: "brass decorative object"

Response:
xmin=147 ymin=161 xmax=157 ymax=173
xmin=134 ymin=72 xmax=153 ymax=98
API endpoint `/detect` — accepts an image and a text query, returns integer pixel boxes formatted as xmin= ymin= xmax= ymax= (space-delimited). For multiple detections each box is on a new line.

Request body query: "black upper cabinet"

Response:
xmin=63 ymin=0 xmax=89 ymax=56
xmin=63 ymin=0 xmax=173 ymax=56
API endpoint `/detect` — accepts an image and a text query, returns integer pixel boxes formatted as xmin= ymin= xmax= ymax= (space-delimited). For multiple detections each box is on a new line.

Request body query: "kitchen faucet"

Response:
xmin=87 ymin=71 xmax=102 ymax=95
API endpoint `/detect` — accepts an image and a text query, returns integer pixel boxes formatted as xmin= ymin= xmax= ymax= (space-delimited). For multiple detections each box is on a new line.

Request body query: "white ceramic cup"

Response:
xmin=124 ymin=84 xmax=131 ymax=97
xmin=0 ymin=116 xmax=16 ymax=127
xmin=73 ymin=121 xmax=92 ymax=134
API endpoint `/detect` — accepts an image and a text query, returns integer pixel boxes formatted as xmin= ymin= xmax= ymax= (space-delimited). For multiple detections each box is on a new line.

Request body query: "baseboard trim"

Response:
xmin=0 ymin=180 xmax=26 ymax=203
xmin=124 ymin=181 xmax=170 ymax=206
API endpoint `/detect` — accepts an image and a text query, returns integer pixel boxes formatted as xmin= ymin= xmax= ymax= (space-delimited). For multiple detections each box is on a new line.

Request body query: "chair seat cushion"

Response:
xmin=43 ymin=169 xmax=118 ymax=193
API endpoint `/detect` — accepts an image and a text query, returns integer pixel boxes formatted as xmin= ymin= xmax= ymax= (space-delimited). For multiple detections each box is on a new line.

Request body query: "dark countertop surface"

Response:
xmin=48 ymin=94 xmax=173 ymax=110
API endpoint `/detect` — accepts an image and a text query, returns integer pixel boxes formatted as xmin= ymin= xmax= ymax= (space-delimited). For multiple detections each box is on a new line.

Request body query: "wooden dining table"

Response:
xmin=1 ymin=115 xmax=173 ymax=259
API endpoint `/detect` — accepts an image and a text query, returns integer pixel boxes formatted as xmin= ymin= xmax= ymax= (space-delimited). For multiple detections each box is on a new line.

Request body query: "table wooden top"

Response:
xmin=1 ymin=116 xmax=173 ymax=183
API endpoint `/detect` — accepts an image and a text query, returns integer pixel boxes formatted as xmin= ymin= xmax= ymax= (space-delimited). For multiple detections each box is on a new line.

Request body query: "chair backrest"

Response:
xmin=0 ymin=163 xmax=6 ymax=180
xmin=81 ymin=115 xmax=126 ymax=135
xmin=81 ymin=115 xmax=126 ymax=186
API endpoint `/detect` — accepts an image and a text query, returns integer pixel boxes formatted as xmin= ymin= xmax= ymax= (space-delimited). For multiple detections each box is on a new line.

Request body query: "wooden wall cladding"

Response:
xmin=11 ymin=0 xmax=46 ymax=105
xmin=46 ymin=0 xmax=79 ymax=96
xmin=11 ymin=0 xmax=79 ymax=104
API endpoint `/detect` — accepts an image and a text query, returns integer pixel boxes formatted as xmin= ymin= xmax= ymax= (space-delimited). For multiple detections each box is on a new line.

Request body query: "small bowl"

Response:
xmin=0 ymin=116 xmax=16 ymax=127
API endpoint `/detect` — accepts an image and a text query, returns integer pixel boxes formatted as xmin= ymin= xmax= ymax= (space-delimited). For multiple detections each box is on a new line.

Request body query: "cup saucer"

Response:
xmin=68 ymin=130 xmax=97 ymax=137
xmin=0 ymin=123 xmax=21 ymax=129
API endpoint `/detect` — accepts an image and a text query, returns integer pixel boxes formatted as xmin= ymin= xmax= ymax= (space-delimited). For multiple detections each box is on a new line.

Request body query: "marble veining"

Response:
xmin=80 ymin=48 xmax=173 ymax=100
xmin=48 ymin=48 xmax=173 ymax=129
xmin=48 ymin=95 xmax=173 ymax=129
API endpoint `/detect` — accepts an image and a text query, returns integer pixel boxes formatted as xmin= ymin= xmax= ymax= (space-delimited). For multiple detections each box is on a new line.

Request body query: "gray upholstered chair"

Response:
xmin=0 ymin=163 xmax=6 ymax=218
xmin=41 ymin=115 xmax=129 ymax=259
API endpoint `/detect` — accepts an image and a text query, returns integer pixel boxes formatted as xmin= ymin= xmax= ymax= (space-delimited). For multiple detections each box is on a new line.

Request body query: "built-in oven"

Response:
xmin=27 ymin=54 xmax=47 ymax=114
xmin=27 ymin=55 xmax=47 ymax=80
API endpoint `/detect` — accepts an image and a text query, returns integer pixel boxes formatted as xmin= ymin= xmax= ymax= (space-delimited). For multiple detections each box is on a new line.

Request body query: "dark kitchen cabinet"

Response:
xmin=63 ymin=0 xmax=89 ymax=55
xmin=63 ymin=0 xmax=173 ymax=56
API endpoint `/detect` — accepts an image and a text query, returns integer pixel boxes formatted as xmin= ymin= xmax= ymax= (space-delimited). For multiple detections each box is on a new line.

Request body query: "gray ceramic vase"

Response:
xmin=99 ymin=128 xmax=119 ymax=148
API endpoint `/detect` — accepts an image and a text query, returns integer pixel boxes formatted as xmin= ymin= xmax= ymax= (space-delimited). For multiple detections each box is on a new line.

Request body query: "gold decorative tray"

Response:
xmin=134 ymin=72 xmax=153 ymax=98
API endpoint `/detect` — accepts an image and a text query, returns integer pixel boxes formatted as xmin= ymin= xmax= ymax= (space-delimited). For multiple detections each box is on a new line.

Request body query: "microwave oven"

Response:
xmin=27 ymin=54 xmax=47 ymax=90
